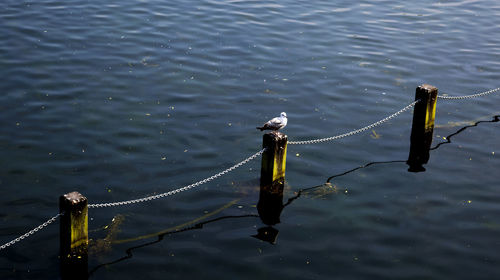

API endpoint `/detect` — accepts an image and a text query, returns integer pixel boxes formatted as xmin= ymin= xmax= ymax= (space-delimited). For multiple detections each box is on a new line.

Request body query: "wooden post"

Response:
xmin=258 ymin=131 xmax=287 ymax=226
xmin=407 ymin=84 xmax=438 ymax=172
xmin=260 ymin=131 xmax=287 ymax=187
xmin=60 ymin=191 xmax=88 ymax=280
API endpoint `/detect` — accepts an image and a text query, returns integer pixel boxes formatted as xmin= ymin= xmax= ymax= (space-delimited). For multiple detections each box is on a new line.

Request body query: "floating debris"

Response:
xmin=89 ymin=214 xmax=125 ymax=255
xmin=370 ymin=129 xmax=381 ymax=139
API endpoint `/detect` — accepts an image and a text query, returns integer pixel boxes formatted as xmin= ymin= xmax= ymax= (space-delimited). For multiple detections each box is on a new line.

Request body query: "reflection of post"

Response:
xmin=256 ymin=183 xmax=283 ymax=243
xmin=252 ymin=226 xmax=279 ymax=245
xmin=258 ymin=131 xmax=287 ymax=226
xmin=257 ymin=184 xmax=284 ymax=226
xmin=60 ymin=191 xmax=88 ymax=280
xmin=407 ymin=84 xmax=438 ymax=172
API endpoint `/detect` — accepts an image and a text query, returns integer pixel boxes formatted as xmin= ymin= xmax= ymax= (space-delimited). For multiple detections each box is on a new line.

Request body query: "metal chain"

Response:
xmin=288 ymin=100 xmax=419 ymax=145
xmin=438 ymin=87 xmax=500 ymax=100
xmin=88 ymin=149 xmax=266 ymax=208
xmin=0 ymin=213 xmax=61 ymax=251
xmin=2 ymin=87 xmax=497 ymax=250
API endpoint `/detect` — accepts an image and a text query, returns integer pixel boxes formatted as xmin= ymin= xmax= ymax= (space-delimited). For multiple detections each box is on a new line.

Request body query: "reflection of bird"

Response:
xmin=257 ymin=112 xmax=287 ymax=131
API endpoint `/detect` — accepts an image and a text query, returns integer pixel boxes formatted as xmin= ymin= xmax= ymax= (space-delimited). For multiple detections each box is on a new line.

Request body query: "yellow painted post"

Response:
xmin=60 ymin=191 xmax=88 ymax=280
xmin=258 ymin=131 xmax=287 ymax=226
xmin=407 ymin=84 xmax=438 ymax=172
xmin=260 ymin=131 xmax=287 ymax=187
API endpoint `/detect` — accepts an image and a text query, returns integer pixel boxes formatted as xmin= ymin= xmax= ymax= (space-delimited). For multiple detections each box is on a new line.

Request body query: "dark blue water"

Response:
xmin=1 ymin=0 xmax=499 ymax=279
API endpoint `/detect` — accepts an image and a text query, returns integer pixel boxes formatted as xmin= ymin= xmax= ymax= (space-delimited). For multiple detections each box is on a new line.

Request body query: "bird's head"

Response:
xmin=280 ymin=112 xmax=287 ymax=118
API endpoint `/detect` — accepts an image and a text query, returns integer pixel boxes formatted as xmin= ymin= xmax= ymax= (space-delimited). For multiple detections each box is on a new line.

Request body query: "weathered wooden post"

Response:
xmin=260 ymin=131 xmax=287 ymax=187
xmin=258 ymin=131 xmax=287 ymax=226
xmin=60 ymin=191 xmax=88 ymax=280
xmin=407 ymin=84 xmax=438 ymax=172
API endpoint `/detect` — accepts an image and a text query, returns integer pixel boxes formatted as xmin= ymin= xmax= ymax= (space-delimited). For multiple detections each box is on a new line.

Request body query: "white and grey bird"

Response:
xmin=256 ymin=112 xmax=287 ymax=131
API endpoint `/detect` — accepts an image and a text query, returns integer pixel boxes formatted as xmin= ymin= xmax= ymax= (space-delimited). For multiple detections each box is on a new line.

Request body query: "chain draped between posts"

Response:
xmin=0 ymin=213 xmax=61 ymax=251
xmin=438 ymin=87 xmax=500 ymax=100
xmin=0 ymin=150 xmax=265 ymax=251
xmin=1 ymin=86 xmax=498 ymax=252
xmin=288 ymin=100 xmax=419 ymax=145
xmin=88 ymin=149 xmax=266 ymax=208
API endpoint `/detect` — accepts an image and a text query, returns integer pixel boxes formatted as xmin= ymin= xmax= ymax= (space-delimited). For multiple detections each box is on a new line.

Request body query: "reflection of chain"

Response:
xmin=438 ymin=88 xmax=500 ymax=100
xmin=88 ymin=149 xmax=266 ymax=208
xmin=0 ymin=213 xmax=61 ymax=251
xmin=288 ymin=100 xmax=419 ymax=145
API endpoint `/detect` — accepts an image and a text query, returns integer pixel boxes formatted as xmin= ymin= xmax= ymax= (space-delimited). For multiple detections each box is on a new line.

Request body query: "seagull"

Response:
xmin=256 ymin=112 xmax=287 ymax=131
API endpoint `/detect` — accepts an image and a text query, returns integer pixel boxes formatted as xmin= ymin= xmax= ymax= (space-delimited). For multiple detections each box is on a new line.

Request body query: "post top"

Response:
xmin=265 ymin=131 xmax=288 ymax=140
xmin=419 ymin=84 xmax=438 ymax=92
xmin=63 ymin=191 xmax=87 ymax=205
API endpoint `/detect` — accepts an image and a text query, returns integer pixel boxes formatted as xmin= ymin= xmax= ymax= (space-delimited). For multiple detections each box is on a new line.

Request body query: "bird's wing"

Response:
xmin=269 ymin=116 xmax=283 ymax=125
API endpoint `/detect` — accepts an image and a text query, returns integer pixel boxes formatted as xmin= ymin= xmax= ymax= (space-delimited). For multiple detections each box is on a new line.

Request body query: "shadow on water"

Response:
xmin=298 ymin=114 xmax=499 ymax=194
xmin=88 ymin=214 xmax=259 ymax=277
xmin=430 ymin=115 xmax=499 ymax=150
xmin=87 ymin=115 xmax=499 ymax=278
xmin=88 ymin=191 xmax=301 ymax=277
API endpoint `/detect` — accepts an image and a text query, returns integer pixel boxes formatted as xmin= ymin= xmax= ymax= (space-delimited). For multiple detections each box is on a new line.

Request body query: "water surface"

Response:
xmin=1 ymin=0 xmax=500 ymax=279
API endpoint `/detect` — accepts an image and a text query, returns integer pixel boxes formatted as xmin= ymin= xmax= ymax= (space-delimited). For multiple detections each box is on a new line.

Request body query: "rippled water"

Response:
xmin=1 ymin=0 xmax=500 ymax=279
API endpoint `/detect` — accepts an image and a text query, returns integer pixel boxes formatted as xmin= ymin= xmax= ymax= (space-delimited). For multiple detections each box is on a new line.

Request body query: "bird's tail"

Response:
xmin=256 ymin=127 xmax=264 ymax=131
